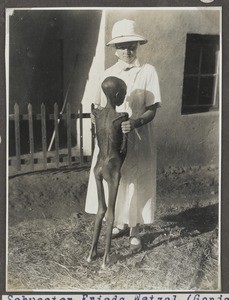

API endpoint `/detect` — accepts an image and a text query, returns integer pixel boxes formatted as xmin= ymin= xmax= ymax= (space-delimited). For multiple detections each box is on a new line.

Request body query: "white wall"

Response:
xmin=105 ymin=9 xmax=220 ymax=168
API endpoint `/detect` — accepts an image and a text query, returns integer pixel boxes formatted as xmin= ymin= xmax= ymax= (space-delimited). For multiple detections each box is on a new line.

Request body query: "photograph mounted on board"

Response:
xmin=6 ymin=7 xmax=221 ymax=291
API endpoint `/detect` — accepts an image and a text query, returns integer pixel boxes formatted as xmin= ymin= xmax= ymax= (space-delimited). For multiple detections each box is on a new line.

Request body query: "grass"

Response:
xmin=7 ymin=166 xmax=219 ymax=291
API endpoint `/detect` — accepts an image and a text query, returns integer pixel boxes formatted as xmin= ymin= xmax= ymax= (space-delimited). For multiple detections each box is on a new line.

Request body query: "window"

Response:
xmin=182 ymin=33 xmax=219 ymax=114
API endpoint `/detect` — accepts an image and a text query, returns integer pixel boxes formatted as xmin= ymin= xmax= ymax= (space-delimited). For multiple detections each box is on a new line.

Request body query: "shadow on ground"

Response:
xmin=139 ymin=203 xmax=218 ymax=252
xmin=162 ymin=203 xmax=218 ymax=234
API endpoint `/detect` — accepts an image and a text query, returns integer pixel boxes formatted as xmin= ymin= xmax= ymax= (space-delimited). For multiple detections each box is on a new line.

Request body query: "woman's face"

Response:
xmin=115 ymin=41 xmax=138 ymax=64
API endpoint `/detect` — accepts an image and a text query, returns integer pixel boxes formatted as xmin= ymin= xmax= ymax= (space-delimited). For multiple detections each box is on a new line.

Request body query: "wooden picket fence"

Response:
xmin=9 ymin=102 xmax=95 ymax=172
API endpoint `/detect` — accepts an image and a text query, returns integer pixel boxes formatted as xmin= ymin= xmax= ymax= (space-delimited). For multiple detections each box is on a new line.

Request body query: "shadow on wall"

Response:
xmin=9 ymin=10 xmax=102 ymax=155
xmin=105 ymin=10 xmax=220 ymax=168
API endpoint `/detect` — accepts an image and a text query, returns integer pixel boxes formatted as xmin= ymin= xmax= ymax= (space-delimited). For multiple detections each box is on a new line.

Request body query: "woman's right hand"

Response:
xmin=121 ymin=119 xmax=135 ymax=133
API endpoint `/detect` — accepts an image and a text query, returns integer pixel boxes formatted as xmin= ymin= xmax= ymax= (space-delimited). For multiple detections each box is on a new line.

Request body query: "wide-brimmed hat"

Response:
xmin=106 ymin=19 xmax=147 ymax=46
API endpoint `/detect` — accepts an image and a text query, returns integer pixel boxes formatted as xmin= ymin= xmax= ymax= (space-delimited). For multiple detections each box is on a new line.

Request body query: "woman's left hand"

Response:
xmin=121 ymin=119 xmax=135 ymax=133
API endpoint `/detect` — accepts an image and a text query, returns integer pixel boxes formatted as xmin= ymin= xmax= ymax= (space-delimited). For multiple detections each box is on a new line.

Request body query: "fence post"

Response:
xmin=28 ymin=103 xmax=34 ymax=171
xmin=14 ymin=103 xmax=21 ymax=171
xmin=66 ymin=103 xmax=72 ymax=167
xmin=41 ymin=103 xmax=47 ymax=169
xmin=79 ymin=103 xmax=83 ymax=166
xmin=11 ymin=102 xmax=93 ymax=172
xmin=91 ymin=103 xmax=95 ymax=156
xmin=54 ymin=103 xmax=60 ymax=168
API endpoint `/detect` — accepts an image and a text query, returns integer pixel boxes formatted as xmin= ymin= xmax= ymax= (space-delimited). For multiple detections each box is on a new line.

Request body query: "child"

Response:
xmin=87 ymin=76 xmax=128 ymax=267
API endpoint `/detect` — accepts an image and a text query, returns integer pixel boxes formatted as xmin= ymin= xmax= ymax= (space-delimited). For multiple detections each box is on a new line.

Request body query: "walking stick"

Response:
xmin=48 ymin=54 xmax=78 ymax=151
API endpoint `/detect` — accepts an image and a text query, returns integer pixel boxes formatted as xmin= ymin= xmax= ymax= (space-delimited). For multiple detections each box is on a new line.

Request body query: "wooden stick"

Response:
xmin=48 ymin=54 xmax=78 ymax=151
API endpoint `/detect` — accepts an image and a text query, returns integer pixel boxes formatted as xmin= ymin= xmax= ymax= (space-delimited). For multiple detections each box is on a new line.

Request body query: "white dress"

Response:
xmin=85 ymin=59 xmax=161 ymax=227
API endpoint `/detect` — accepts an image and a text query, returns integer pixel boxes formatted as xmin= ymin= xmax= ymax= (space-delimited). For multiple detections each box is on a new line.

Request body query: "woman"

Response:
xmin=85 ymin=19 xmax=161 ymax=252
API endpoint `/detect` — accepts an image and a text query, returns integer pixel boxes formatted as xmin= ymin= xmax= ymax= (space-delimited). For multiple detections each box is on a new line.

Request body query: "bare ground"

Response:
xmin=7 ymin=165 xmax=219 ymax=291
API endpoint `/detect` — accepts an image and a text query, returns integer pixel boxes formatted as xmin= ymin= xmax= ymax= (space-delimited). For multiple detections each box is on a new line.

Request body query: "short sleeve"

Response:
xmin=94 ymin=86 xmax=102 ymax=106
xmin=94 ymin=87 xmax=107 ymax=108
xmin=93 ymin=69 xmax=113 ymax=107
xmin=144 ymin=65 xmax=161 ymax=107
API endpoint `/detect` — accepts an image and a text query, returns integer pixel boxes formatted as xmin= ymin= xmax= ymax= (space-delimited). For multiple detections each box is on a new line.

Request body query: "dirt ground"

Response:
xmin=7 ymin=164 xmax=219 ymax=291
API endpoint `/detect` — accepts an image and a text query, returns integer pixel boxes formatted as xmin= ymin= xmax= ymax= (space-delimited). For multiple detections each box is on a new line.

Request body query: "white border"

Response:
xmin=218 ymin=5 xmax=223 ymax=291
xmin=5 ymin=6 xmax=222 ymax=293
xmin=5 ymin=6 xmax=10 ymax=294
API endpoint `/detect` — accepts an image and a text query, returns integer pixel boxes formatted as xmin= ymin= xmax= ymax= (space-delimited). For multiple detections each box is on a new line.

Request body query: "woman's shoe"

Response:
xmin=129 ymin=236 xmax=142 ymax=253
xmin=112 ymin=226 xmax=129 ymax=239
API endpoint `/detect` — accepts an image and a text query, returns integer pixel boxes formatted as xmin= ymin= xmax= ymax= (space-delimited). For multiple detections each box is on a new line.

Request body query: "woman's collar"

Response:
xmin=116 ymin=58 xmax=141 ymax=71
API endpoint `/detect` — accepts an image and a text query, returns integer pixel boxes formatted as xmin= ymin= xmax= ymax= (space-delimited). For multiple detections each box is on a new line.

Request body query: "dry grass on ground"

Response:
xmin=7 ymin=165 xmax=219 ymax=291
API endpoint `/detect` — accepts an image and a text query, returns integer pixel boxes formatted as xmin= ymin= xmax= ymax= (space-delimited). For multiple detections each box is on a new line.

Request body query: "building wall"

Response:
xmin=8 ymin=10 xmax=102 ymax=154
xmin=8 ymin=9 xmax=220 ymax=168
xmin=105 ymin=9 xmax=220 ymax=168
xmin=9 ymin=10 xmax=102 ymax=114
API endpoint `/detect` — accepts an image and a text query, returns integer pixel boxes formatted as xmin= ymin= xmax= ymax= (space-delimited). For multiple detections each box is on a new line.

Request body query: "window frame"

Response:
xmin=181 ymin=33 xmax=220 ymax=115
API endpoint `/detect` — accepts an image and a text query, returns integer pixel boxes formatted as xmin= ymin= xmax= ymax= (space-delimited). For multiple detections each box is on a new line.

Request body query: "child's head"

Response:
xmin=101 ymin=76 xmax=127 ymax=107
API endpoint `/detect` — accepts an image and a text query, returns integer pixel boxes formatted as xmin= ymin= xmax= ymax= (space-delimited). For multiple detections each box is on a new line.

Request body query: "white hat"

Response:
xmin=106 ymin=19 xmax=147 ymax=46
